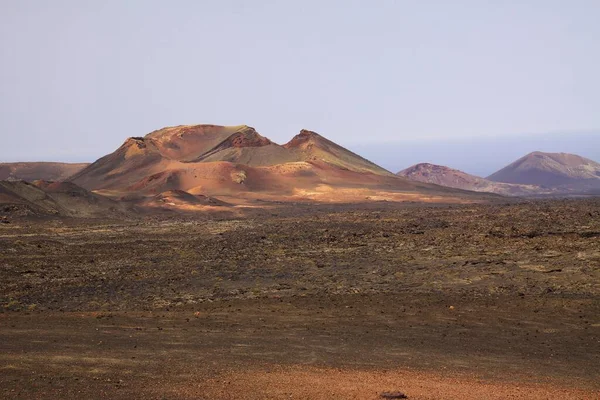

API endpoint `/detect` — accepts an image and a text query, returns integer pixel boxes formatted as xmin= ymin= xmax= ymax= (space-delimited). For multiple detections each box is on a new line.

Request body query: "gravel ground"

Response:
xmin=1 ymin=199 xmax=599 ymax=398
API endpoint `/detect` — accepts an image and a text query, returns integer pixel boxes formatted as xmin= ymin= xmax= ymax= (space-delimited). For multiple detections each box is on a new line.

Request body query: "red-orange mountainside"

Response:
xmin=70 ymin=124 xmax=487 ymax=204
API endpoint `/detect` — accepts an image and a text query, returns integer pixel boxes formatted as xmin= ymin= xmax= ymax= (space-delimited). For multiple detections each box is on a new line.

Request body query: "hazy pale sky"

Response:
xmin=1 ymin=1 xmax=599 ymax=174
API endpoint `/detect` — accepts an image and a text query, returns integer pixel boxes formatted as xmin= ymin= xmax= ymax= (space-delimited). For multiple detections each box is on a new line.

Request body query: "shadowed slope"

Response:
xmin=0 ymin=181 xmax=59 ymax=214
xmin=0 ymin=180 xmax=130 ymax=217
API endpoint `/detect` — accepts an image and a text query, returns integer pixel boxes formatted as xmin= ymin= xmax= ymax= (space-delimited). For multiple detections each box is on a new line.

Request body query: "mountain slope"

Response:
xmin=397 ymin=163 xmax=546 ymax=196
xmin=0 ymin=162 xmax=89 ymax=182
xmin=68 ymin=136 xmax=167 ymax=190
xmin=146 ymin=124 xmax=270 ymax=162
xmin=70 ymin=125 xmax=396 ymax=193
xmin=398 ymin=163 xmax=488 ymax=189
xmin=487 ymin=152 xmax=600 ymax=187
xmin=283 ymin=130 xmax=393 ymax=176
xmin=70 ymin=124 xmax=491 ymax=204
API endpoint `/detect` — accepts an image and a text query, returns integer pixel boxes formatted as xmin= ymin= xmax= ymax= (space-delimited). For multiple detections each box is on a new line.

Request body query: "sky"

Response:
xmin=1 ymin=1 xmax=599 ymax=175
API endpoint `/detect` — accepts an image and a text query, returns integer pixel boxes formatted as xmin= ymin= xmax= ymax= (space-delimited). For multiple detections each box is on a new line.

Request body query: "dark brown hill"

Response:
xmin=0 ymin=180 xmax=130 ymax=218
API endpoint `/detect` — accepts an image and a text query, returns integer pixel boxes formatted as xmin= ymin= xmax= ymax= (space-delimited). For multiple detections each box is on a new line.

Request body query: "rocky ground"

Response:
xmin=1 ymin=199 xmax=599 ymax=399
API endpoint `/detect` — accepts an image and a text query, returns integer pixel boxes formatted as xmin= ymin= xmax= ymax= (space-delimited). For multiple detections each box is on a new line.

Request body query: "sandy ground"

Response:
xmin=194 ymin=367 xmax=597 ymax=399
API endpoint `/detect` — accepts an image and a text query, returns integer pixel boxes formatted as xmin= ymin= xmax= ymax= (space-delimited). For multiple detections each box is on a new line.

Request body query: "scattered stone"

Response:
xmin=380 ymin=391 xmax=408 ymax=399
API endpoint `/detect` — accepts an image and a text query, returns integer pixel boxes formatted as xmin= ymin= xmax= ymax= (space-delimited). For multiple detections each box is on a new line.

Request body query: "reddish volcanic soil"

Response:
xmin=194 ymin=367 xmax=595 ymax=400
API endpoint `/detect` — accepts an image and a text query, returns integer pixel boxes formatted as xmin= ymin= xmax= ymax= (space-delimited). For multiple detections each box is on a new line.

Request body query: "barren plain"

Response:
xmin=1 ymin=199 xmax=599 ymax=399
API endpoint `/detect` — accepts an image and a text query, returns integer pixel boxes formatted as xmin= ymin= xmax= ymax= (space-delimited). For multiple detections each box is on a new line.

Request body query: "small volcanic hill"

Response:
xmin=487 ymin=151 xmax=600 ymax=192
xmin=0 ymin=162 xmax=89 ymax=182
xmin=70 ymin=124 xmax=491 ymax=204
xmin=398 ymin=163 xmax=546 ymax=196
xmin=399 ymin=163 xmax=489 ymax=190
xmin=0 ymin=180 xmax=130 ymax=218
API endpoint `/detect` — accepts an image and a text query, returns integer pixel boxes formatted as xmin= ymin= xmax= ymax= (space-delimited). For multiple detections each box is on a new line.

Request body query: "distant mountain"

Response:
xmin=70 ymin=124 xmax=484 ymax=205
xmin=353 ymin=132 xmax=600 ymax=179
xmin=487 ymin=151 xmax=600 ymax=192
xmin=0 ymin=162 xmax=89 ymax=182
xmin=397 ymin=163 xmax=546 ymax=196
